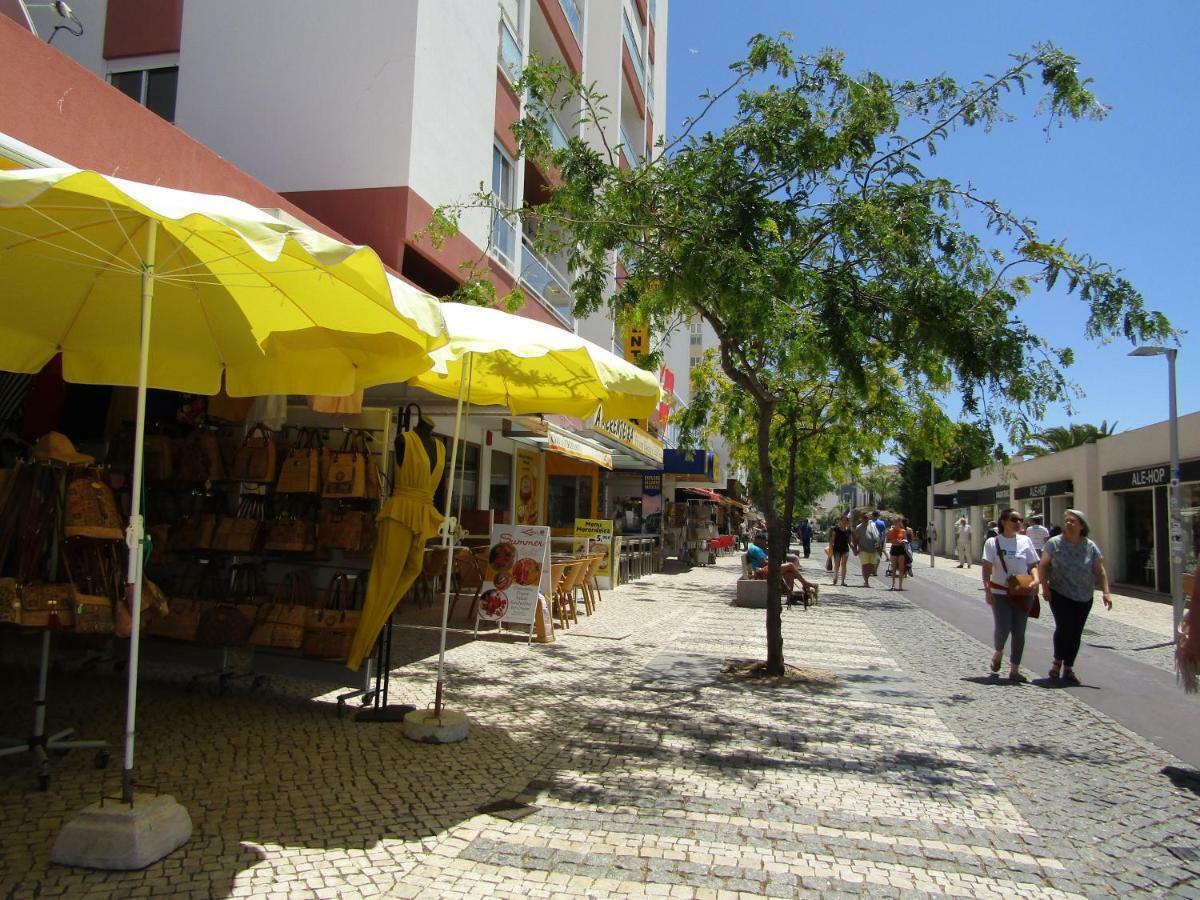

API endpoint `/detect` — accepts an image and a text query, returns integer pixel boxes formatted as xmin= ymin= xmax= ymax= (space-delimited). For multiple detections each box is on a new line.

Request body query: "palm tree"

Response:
xmin=1018 ymin=420 xmax=1119 ymax=457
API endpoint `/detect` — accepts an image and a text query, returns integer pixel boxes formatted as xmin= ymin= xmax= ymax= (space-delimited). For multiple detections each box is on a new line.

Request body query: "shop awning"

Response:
xmin=682 ymin=487 xmax=746 ymax=508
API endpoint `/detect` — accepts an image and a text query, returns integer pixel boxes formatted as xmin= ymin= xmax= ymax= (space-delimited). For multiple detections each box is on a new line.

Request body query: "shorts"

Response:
xmin=858 ymin=551 xmax=879 ymax=566
xmin=889 ymin=544 xmax=907 ymax=557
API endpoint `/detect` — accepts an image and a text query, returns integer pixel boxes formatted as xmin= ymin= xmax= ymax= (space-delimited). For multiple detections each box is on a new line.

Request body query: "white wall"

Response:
xmin=175 ymin=1 xmax=419 ymax=192
xmin=29 ymin=0 xmax=107 ymax=75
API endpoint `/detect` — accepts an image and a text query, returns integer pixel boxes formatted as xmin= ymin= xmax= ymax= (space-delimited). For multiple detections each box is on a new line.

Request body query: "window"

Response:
xmin=547 ymin=474 xmax=592 ymax=528
xmin=688 ymin=322 xmax=702 ymax=334
xmin=109 ymin=66 xmax=178 ymax=123
xmin=441 ymin=443 xmax=480 ymax=514
xmin=559 ymin=0 xmax=582 ymax=40
xmin=689 ymin=355 xmax=702 ymax=369
xmin=491 ymin=145 xmax=517 ymax=264
xmin=489 ymin=450 xmax=513 ymax=523
xmin=689 ymin=333 xmax=702 ymax=346
xmin=498 ymin=12 xmax=522 ymax=83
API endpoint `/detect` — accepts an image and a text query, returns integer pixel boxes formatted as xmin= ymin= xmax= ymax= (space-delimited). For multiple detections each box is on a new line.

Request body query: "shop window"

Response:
xmin=1119 ymin=490 xmax=1157 ymax=588
xmin=1182 ymin=482 xmax=1200 ymax=574
xmin=489 ymin=449 xmax=513 ymax=523
xmin=547 ymin=474 xmax=592 ymax=528
xmin=440 ymin=443 xmax=480 ymax=514
xmin=109 ymin=66 xmax=178 ymax=123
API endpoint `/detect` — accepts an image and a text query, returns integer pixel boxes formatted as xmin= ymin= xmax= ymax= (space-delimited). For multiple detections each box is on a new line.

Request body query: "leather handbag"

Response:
xmin=20 ymin=583 xmax=74 ymax=630
xmin=64 ymin=469 xmax=125 ymax=541
xmin=322 ymin=431 xmax=368 ymax=499
xmin=212 ymin=495 xmax=266 ymax=553
xmin=172 ymin=513 xmax=217 ymax=551
xmin=0 ymin=577 xmax=21 ymax=625
xmin=317 ymin=506 xmax=372 ymax=553
xmin=231 ymin=423 xmax=279 ymax=484
xmin=998 ymin=547 xmax=1040 ymax=619
xmin=263 ymin=512 xmax=317 ymax=553
xmin=145 ymin=595 xmax=203 ymax=642
xmin=277 ymin=427 xmax=324 ymax=494
xmin=143 ymin=434 xmax=178 ymax=482
xmin=178 ymin=430 xmax=225 ymax=483
xmin=63 ymin=542 xmax=116 ymax=635
xmin=195 ymin=565 xmax=258 ymax=647
xmin=303 ymin=572 xmax=364 ymax=660
xmin=250 ymin=570 xmax=313 ymax=650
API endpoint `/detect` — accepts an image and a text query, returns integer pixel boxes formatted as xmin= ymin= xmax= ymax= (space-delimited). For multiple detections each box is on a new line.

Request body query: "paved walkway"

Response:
xmin=1 ymin=554 xmax=1199 ymax=898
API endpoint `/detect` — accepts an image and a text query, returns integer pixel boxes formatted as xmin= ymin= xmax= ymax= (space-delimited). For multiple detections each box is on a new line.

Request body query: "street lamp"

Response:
xmin=1129 ymin=345 xmax=1183 ymax=642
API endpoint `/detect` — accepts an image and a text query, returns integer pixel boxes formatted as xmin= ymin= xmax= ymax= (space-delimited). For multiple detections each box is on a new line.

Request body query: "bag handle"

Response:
xmin=327 ymin=571 xmax=349 ymax=611
xmin=244 ymin=422 xmax=272 ymax=445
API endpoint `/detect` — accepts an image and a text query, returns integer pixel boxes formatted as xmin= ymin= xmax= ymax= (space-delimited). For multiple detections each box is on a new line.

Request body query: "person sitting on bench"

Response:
xmin=747 ymin=531 xmax=818 ymax=603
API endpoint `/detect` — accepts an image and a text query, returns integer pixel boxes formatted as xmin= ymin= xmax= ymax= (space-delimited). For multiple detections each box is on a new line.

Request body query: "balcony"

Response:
xmin=520 ymin=234 xmax=574 ymax=326
xmin=622 ymin=13 xmax=646 ymax=90
xmin=620 ymin=123 xmax=643 ymax=168
xmin=498 ymin=15 xmax=522 ymax=83
xmin=491 ymin=206 xmax=518 ymax=267
xmin=559 ymin=0 xmax=582 ymax=41
xmin=539 ymin=106 xmax=569 ymax=151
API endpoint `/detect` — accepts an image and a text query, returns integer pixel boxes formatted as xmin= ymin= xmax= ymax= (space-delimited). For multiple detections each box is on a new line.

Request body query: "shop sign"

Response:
xmin=593 ymin=414 xmax=664 ymax=464
xmin=1014 ymin=479 xmax=1074 ymax=500
xmin=547 ymin=431 xmax=612 ymax=469
xmin=515 ymin=448 xmax=541 ymax=525
xmin=575 ymin=517 xmax=616 ymax=586
xmin=642 ymin=473 xmax=663 ymax=517
xmin=663 ymin=448 xmax=714 ymax=478
xmin=476 ymin=525 xmax=552 ymax=629
xmin=933 ymin=493 xmax=959 ymax=509
xmin=949 ymin=485 xmax=1009 ymax=506
xmin=624 ymin=323 xmax=648 ymax=363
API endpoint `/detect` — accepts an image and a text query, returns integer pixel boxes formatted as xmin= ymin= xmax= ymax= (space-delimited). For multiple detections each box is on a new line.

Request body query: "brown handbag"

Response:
xmin=317 ymin=506 xmax=372 ymax=553
xmin=322 ymin=431 xmax=368 ymax=499
xmin=0 ymin=577 xmax=21 ymax=625
xmin=250 ymin=570 xmax=314 ymax=650
xmin=195 ymin=565 xmax=258 ymax=647
xmin=277 ymin=427 xmax=324 ymax=494
xmin=145 ymin=595 xmax=203 ymax=642
xmin=178 ymin=430 xmax=225 ymax=483
xmin=303 ymin=571 xmax=364 ymax=660
xmin=20 ymin=583 xmax=75 ymax=630
xmin=231 ymin=423 xmax=279 ymax=484
xmin=212 ymin=496 xmax=266 ymax=553
xmin=172 ymin=513 xmax=217 ymax=551
xmin=263 ymin=512 xmax=317 ymax=553
xmin=143 ymin=434 xmax=177 ymax=482
xmin=63 ymin=543 xmax=116 ymax=635
xmin=64 ymin=469 xmax=125 ymax=541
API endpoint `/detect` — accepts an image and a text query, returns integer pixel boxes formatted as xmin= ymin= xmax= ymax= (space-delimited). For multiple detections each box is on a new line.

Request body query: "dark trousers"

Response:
xmin=802 ymin=537 xmax=811 ymax=558
xmin=1049 ymin=590 xmax=1094 ymax=667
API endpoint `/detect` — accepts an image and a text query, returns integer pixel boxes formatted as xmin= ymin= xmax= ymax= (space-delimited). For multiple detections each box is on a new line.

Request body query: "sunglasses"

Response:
xmin=1005 ymin=515 xmax=1023 ymax=523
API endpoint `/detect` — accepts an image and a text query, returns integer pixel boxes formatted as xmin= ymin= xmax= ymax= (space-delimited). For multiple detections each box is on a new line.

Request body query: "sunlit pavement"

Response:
xmin=2 ymin=553 xmax=1198 ymax=898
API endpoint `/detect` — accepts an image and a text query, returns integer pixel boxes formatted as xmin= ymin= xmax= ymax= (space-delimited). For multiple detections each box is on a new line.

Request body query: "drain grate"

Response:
xmin=476 ymin=799 xmax=539 ymax=821
xmin=1167 ymin=846 xmax=1200 ymax=862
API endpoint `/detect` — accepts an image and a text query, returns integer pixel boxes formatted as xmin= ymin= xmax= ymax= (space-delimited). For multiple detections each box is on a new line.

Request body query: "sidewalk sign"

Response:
xmin=575 ymin=517 xmax=617 ymax=589
xmin=474 ymin=524 xmax=552 ymax=643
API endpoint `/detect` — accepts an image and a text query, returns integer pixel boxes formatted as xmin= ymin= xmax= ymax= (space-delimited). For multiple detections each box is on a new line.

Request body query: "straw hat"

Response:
xmin=31 ymin=432 xmax=94 ymax=466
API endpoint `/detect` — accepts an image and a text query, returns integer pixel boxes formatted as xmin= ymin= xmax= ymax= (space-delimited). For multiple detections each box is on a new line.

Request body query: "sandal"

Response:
xmin=1062 ymin=669 xmax=1081 ymax=686
xmin=1048 ymin=661 xmax=1062 ymax=681
xmin=989 ymin=652 xmax=1002 ymax=674
xmin=1008 ymin=670 xmax=1027 ymax=684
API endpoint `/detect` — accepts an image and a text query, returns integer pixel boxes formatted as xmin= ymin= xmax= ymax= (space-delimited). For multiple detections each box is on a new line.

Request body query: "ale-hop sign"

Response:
xmin=476 ymin=525 xmax=552 ymax=632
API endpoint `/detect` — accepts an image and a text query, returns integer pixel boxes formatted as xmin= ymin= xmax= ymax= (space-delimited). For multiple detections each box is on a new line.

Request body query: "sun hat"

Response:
xmin=30 ymin=432 xmax=94 ymax=466
xmin=1064 ymin=508 xmax=1088 ymax=529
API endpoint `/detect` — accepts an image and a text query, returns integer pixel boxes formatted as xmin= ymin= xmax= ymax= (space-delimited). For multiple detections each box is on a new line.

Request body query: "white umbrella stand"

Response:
xmin=402 ymin=354 xmax=474 ymax=744
xmin=52 ymin=221 xmax=195 ymax=871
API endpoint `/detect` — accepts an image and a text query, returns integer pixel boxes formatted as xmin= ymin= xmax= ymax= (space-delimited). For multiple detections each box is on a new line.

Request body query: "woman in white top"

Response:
xmin=981 ymin=508 xmax=1041 ymax=682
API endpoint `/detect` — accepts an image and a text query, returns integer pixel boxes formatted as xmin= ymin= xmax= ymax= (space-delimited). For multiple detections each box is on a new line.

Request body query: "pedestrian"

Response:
xmin=829 ymin=514 xmax=852 ymax=586
xmin=986 ymin=520 xmax=999 ymax=540
xmin=873 ymin=509 xmax=887 ymax=542
xmin=903 ymin=517 xmax=916 ymax=577
xmin=1048 ymin=523 xmax=1062 ymax=539
xmin=799 ymin=518 xmax=813 ymax=558
xmin=887 ymin=516 xmax=909 ymax=590
xmin=954 ymin=516 xmax=972 ymax=567
xmin=1024 ymin=514 xmax=1050 ymax=555
xmin=981 ymin=508 xmax=1041 ymax=683
xmin=1038 ymin=509 xmax=1111 ymax=685
xmin=851 ymin=509 xmax=882 ymax=587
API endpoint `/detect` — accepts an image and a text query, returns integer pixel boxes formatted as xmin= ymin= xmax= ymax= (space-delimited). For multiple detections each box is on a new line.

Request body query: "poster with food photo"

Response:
xmin=477 ymin=524 xmax=551 ymax=627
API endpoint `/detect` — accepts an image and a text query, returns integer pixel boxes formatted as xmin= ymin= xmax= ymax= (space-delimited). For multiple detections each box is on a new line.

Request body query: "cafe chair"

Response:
xmin=549 ymin=562 xmax=570 ymax=630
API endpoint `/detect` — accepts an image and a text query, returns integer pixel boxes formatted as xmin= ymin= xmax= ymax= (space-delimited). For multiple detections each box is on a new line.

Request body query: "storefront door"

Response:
xmin=1119 ymin=489 xmax=1157 ymax=589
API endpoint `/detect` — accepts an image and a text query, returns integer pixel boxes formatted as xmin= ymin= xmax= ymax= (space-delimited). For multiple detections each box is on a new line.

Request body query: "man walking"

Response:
xmin=1024 ymin=514 xmax=1049 ymax=555
xmin=955 ymin=516 xmax=973 ymax=568
xmin=799 ymin=518 xmax=813 ymax=558
xmin=852 ymin=510 xmax=882 ymax=587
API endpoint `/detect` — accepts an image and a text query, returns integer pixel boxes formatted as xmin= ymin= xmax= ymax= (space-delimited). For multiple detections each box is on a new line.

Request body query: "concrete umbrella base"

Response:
xmin=402 ymin=709 xmax=469 ymax=744
xmin=51 ymin=793 xmax=192 ymax=870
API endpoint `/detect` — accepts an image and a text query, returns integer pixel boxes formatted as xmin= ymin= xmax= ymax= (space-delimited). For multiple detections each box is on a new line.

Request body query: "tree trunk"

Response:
xmin=755 ymin=401 xmax=785 ymax=676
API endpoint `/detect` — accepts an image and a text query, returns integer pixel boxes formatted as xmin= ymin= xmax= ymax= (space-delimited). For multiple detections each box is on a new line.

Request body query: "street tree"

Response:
xmin=430 ymin=37 xmax=1173 ymax=675
xmin=1018 ymin=420 xmax=1119 ymax=456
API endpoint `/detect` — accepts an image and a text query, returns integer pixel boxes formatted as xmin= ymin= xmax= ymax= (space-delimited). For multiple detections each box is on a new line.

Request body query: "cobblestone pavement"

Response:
xmin=2 ymin=554 xmax=1198 ymax=898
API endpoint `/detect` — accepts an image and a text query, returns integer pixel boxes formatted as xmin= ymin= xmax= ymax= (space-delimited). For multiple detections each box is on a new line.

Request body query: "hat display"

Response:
xmin=31 ymin=432 xmax=94 ymax=466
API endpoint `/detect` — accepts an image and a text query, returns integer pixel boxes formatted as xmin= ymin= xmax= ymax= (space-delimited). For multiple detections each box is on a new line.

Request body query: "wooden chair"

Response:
xmin=555 ymin=559 xmax=587 ymax=628
xmin=417 ymin=547 xmax=449 ymax=608
xmin=549 ymin=562 xmax=569 ymax=630
xmin=449 ymin=547 xmax=486 ymax=622
xmin=576 ymin=554 xmax=603 ymax=616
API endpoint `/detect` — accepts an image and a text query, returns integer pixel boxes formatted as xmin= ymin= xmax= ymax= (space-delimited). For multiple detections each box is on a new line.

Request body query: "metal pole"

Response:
xmin=929 ymin=460 xmax=935 ymax=568
xmin=122 ymin=219 xmax=156 ymax=804
xmin=1167 ymin=349 xmax=1184 ymax=643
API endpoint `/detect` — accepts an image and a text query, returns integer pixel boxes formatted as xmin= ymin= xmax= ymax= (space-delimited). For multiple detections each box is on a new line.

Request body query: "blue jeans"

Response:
xmin=991 ymin=589 xmax=1029 ymax=665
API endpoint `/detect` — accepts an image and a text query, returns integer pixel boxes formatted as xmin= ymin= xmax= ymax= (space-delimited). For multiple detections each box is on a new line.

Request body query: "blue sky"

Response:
xmin=666 ymin=1 xmax=1198 ymax=447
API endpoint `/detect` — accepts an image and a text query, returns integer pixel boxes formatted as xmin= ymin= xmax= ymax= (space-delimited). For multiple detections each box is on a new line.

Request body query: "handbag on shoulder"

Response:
xmin=231 ymin=423 xmax=280 ymax=484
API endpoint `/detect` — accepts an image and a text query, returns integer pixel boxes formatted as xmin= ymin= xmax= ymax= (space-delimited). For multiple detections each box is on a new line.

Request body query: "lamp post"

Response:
xmin=1129 ymin=346 xmax=1183 ymax=642
xmin=929 ymin=460 xmax=936 ymax=568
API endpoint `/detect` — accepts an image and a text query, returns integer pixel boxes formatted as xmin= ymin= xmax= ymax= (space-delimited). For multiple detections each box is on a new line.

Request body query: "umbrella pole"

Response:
xmin=433 ymin=352 xmax=471 ymax=718
xmin=121 ymin=220 xmax=156 ymax=804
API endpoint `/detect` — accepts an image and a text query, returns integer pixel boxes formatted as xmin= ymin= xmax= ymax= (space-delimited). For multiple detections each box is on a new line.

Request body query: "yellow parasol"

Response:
xmin=0 ymin=167 xmax=447 ymax=805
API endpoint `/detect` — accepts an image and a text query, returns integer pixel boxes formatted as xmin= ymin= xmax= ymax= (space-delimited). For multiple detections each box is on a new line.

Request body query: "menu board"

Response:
xmin=575 ymin=517 xmax=617 ymax=589
xmin=476 ymin=524 xmax=551 ymax=627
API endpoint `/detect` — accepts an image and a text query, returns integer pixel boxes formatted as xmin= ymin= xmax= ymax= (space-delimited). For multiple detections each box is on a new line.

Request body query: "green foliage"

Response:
xmin=898 ymin=421 xmax=1007 ymax=522
xmin=1017 ymin=420 xmax=1119 ymax=456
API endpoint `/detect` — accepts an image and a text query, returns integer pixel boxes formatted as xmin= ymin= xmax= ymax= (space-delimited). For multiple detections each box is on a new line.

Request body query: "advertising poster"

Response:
xmin=477 ymin=524 xmax=551 ymax=627
xmin=642 ymin=473 xmax=663 ymax=517
xmin=575 ymin=517 xmax=616 ymax=589
xmin=515 ymin=448 xmax=541 ymax=525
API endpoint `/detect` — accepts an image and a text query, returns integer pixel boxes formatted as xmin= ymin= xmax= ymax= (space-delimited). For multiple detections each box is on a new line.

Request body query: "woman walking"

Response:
xmin=981 ymin=508 xmax=1040 ymax=682
xmin=830 ymin=514 xmax=852 ymax=586
xmin=887 ymin=517 xmax=909 ymax=590
xmin=1037 ymin=509 xmax=1111 ymax=685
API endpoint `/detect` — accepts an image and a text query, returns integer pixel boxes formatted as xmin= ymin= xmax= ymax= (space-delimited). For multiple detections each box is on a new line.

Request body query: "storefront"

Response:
xmin=1013 ymin=478 xmax=1074 ymax=526
xmin=1102 ymin=459 xmax=1200 ymax=593
xmin=587 ymin=412 xmax=665 ymax=534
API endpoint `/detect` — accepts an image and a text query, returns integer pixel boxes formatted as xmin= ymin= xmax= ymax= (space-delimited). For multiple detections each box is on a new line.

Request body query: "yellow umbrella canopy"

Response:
xmin=0 ymin=167 xmax=446 ymax=395
xmin=410 ymin=302 xmax=662 ymax=420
